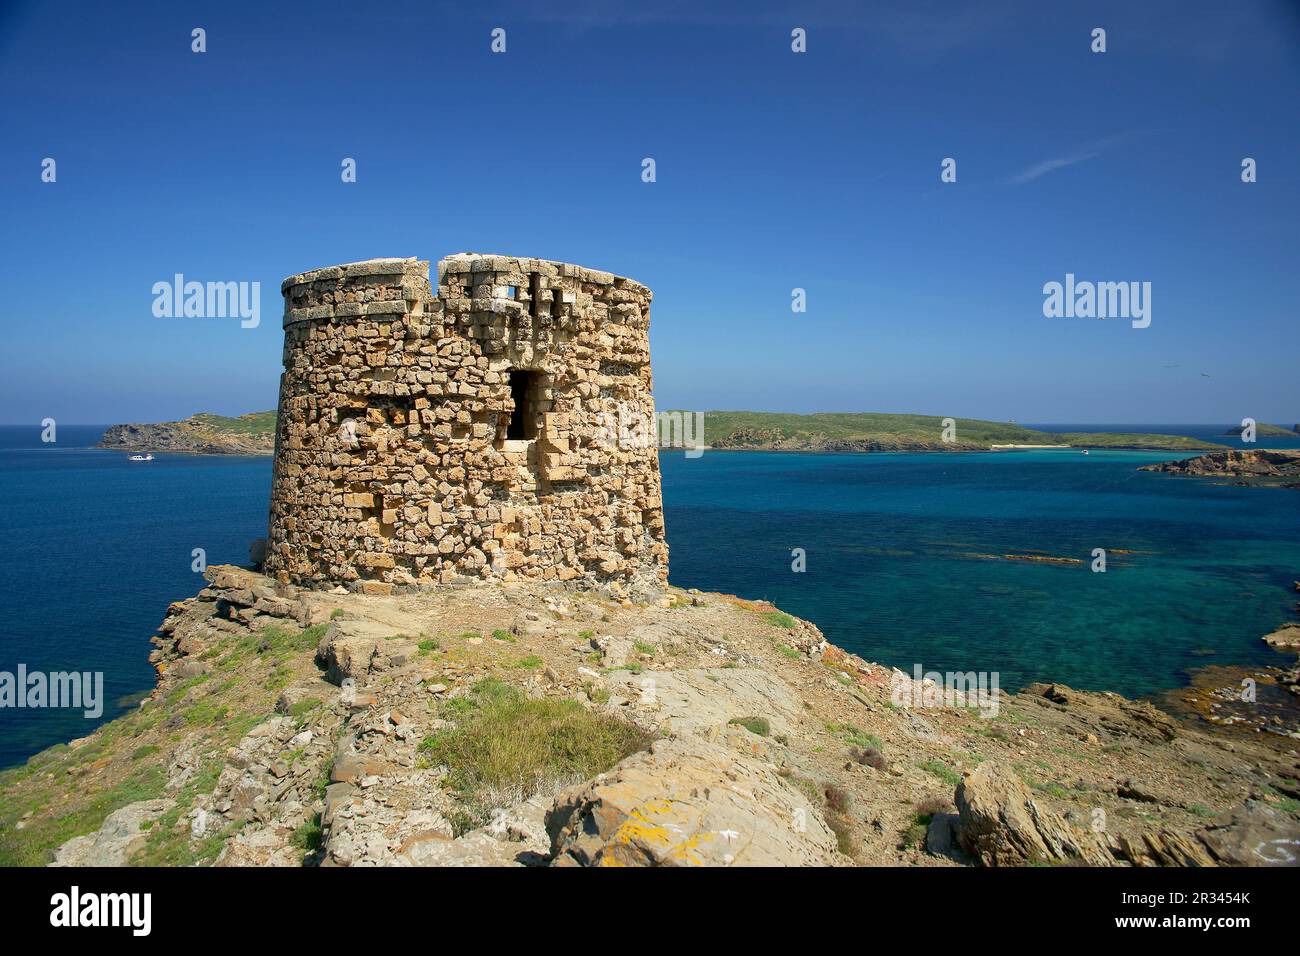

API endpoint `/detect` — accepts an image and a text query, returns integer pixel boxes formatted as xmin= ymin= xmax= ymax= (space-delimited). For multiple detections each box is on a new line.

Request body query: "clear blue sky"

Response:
xmin=1 ymin=0 xmax=1297 ymax=425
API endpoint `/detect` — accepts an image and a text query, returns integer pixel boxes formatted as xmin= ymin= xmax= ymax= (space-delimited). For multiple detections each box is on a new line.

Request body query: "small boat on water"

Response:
xmin=1080 ymin=450 xmax=1089 ymax=455
xmin=128 ymin=453 xmax=154 ymax=461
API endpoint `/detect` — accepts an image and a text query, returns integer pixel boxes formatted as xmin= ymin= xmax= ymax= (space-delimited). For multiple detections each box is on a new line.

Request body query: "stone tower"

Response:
xmin=264 ymin=254 xmax=669 ymax=599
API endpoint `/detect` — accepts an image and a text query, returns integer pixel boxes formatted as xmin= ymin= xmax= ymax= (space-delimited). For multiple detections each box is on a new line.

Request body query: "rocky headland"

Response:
xmin=1139 ymin=449 xmax=1300 ymax=488
xmin=3 ymin=567 xmax=1297 ymax=868
xmin=98 ymin=412 xmax=276 ymax=456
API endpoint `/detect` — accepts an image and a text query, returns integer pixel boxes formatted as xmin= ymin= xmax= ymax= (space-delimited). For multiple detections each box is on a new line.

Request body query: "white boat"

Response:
xmin=1080 ymin=450 xmax=1089 ymax=455
xmin=128 ymin=453 xmax=154 ymax=461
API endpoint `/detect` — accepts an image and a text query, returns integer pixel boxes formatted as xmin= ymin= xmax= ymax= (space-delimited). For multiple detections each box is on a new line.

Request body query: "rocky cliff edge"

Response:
xmin=3 ymin=567 xmax=1298 ymax=868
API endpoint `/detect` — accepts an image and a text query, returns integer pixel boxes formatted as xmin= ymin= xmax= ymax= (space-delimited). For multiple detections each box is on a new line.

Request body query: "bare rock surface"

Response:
xmin=603 ymin=667 xmax=802 ymax=739
xmin=1263 ymin=623 xmax=1300 ymax=651
xmin=1196 ymin=801 xmax=1300 ymax=866
xmin=399 ymin=796 xmax=551 ymax=867
xmin=50 ymin=800 xmax=173 ymax=867
xmin=954 ymin=763 xmax=1115 ymax=867
xmin=547 ymin=737 xmax=846 ymax=867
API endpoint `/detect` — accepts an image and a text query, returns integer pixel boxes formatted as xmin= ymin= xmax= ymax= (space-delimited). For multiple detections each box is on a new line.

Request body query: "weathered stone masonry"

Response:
xmin=264 ymin=254 xmax=669 ymax=599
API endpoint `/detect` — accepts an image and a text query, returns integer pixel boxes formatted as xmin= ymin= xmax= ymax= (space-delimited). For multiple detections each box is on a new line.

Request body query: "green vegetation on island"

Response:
xmin=1050 ymin=432 xmax=1216 ymax=450
xmin=695 ymin=411 xmax=1040 ymax=446
xmin=188 ymin=411 xmax=277 ymax=436
xmin=99 ymin=408 xmax=1244 ymax=456
xmin=681 ymin=411 xmax=1221 ymax=452
xmin=1221 ymin=422 xmax=1299 ymax=438
xmin=98 ymin=411 xmax=277 ymax=455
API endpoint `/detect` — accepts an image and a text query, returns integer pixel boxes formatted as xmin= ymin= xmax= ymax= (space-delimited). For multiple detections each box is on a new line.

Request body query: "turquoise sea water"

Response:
xmin=1 ymin=424 xmax=1298 ymax=767
xmin=660 ymin=441 xmax=1299 ymax=702
xmin=0 ymin=427 xmax=272 ymax=768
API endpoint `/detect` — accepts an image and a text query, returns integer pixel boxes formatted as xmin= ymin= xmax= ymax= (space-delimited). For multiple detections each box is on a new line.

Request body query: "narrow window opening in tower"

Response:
xmin=507 ymin=370 xmax=540 ymax=440
xmin=529 ymin=273 xmax=542 ymax=319
xmin=550 ymin=288 xmax=562 ymax=318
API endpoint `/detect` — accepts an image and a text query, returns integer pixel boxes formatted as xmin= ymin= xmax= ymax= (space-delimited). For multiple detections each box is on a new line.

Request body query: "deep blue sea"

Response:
xmin=2 ymin=423 xmax=1298 ymax=767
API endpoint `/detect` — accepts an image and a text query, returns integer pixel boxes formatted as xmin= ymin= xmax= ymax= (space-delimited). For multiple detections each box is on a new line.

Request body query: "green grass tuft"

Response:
xmin=918 ymin=760 xmax=962 ymax=787
xmin=729 ymin=716 xmax=771 ymax=737
xmin=418 ymin=678 xmax=652 ymax=831
xmin=826 ymin=721 xmax=881 ymax=750
xmin=291 ymin=813 xmax=324 ymax=855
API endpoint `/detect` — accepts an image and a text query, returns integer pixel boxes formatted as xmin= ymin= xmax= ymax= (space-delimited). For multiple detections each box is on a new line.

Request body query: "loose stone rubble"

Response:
xmin=265 ymin=255 xmax=669 ymax=600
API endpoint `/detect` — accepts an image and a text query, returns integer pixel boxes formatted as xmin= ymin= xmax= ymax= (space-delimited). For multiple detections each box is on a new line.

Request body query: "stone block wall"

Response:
xmin=264 ymin=254 xmax=669 ymax=599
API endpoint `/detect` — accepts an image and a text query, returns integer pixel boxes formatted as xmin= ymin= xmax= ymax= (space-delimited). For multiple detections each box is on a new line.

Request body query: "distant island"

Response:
xmin=683 ymin=411 xmax=1227 ymax=452
xmin=1220 ymin=423 xmax=1300 ymax=438
xmin=98 ymin=412 xmax=276 ymax=455
xmin=96 ymin=409 xmax=1239 ymax=456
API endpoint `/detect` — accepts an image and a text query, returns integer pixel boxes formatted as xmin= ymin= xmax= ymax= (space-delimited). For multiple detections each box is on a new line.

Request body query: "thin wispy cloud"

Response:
xmin=1006 ymin=130 xmax=1171 ymax=187
xmin=1009 ymin=150 xmax=1101 ymax=185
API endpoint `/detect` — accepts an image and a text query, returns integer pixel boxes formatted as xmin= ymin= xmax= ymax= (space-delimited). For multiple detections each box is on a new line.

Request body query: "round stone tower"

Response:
xmin=264 ymin=254 xmax=669 ymax=599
